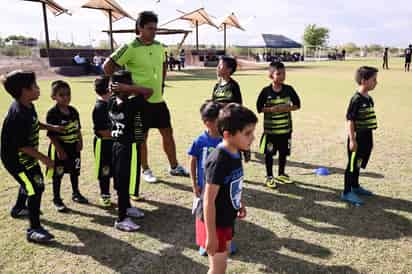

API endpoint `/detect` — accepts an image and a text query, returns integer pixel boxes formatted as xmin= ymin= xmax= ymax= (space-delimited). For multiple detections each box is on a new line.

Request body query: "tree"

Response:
xmin=303 ymin=24 xmax=330 ymax=47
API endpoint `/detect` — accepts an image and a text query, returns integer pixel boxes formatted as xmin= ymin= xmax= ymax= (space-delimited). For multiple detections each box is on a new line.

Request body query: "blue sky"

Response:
xmin=1 ymin=0 xmax=411 ymax=47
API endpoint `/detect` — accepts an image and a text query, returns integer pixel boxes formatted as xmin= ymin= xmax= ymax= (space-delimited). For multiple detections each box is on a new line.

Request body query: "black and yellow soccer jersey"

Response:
xmin=93 ymin=99 xmax=112 ymax=138
xmin=212 ymin=78 xmax=242 ymax=104
xmin=1 ymin=102 xmax=39 ymax=172
xmin=346 ymin=92 xmax=377 ymax=132
xmin=108 ymin=95 xmax=145 ymax=144
xmin=46 ymin=105 xmax=81 ymax=144
xmin=256 ymin=84 xmax=301 ymax=135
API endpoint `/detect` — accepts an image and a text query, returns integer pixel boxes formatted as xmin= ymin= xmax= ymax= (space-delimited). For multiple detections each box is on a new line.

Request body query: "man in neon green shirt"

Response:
xmin=103 ymin=11 xmax=189 ymax=189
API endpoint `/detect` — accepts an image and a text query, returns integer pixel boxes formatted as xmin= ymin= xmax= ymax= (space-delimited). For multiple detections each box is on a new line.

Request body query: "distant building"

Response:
xmin=5 ymin=38 xmax=38 ymax=47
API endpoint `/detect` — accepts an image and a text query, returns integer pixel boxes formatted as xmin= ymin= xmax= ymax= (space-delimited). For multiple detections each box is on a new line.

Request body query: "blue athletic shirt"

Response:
xmin=188 ymin=131 xmax=222 ymax=190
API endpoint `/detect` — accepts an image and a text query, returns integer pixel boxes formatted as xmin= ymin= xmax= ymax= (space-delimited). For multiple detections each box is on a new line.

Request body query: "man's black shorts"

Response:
xmin=259 ymin=133 xmax=291 ymax=156
xmin=143 ymin=101 xmax=172 ymax=130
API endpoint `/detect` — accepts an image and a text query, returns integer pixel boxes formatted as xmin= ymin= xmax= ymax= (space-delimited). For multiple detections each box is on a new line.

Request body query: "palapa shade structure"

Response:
xmin=161 ymin=8 xmax=218 ymax=51
xmin=82 ymin=0 xmax=134 ymax=52
xmin=218 ymin=12 xmax=245 ymax=53
xmin=22 ymin=0 xmax=70 ymax=52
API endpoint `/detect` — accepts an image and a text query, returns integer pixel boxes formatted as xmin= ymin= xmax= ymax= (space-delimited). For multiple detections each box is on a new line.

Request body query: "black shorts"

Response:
xmin=112 ymin=142 xmax=141 ymax=196
xmin=143 ymin=101 xmax=172 ymax=130
xmin=406 ymin=58 xmax=411 ymax=64
xmin=47 ymin=142 xmax=81 ymax=178
xmin=259 ymin=133 xmax=291 ymax=156
xmin=93 ymin=137 xmax=113 ymax=180
xmin=347 ymin=131 xmax=373 ymax=170
xmin=10 ymin=164 xmax=45 ymax=197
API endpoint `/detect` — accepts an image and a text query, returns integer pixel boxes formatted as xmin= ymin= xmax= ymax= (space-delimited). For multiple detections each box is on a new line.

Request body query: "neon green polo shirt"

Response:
xmin=111 ymin=38 xmax=166 ymax=103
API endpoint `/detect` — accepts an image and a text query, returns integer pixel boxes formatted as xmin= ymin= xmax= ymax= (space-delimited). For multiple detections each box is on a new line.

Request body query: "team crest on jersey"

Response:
xmin=56 ymin=166 xmax=65 ymax=175
xmin=102 ymin=166 xmax=110 ymax=176
xmin=357 ymin=158 xmax=363 ymax=168
xmin=230 ymin=176 xmax=243 ymax=210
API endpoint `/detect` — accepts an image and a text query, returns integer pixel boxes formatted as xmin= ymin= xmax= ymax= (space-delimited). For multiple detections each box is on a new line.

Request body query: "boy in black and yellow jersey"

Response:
xmin=342 ymin=66 xmax=378 ymax=206
xmin=109 ymin=70 xmax=152 ymax=232
xmin=212 ymin=56 xmax=242 ymax=105
xmin=256 ymin=62 xmax=301 ymax=188
xmin=46 ymin=80 xmax=88 ymax=212
xmin=92 ymin=76 xmax=113 ymax=207
xmin=1 ymin=70 xmax=61 ymax=243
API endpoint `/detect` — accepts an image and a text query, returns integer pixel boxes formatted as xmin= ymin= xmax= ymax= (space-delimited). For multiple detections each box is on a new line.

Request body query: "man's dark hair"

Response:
xmin=1 ymin=70 xmax=36 ymax=99
xmin=200 ymin=100 xmax=222 ymax=122
xmin=94 ymin=75 xmax=110 ymax=95
xmin=51 ymin=80 xmax=70 ymax=96
xmin=355 ymin=66 xmax=378 ymax=85
xmin=220 ymin=56 xmax=237 ymax=75
xmin=136 ymin=11 xmax=158 ymax=30
xmin=269 ymin=61 xmax=285 ymax=70
xmin=111 ymin=70 xmax=133 ymax=85
xmin=217 ymin=103 xmax=258 ymax=136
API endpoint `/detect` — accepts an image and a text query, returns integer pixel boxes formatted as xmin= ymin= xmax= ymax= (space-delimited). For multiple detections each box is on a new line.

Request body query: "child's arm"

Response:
xmin=48 ymin=136 xmax=67 ymax=160
xmin=204 ymin=183 xmax=220 ymax=256
xmin=19 ymin=147 xmax=54 ymax=168
xmin=110 ymin=82 xmax=153 ymax=99
xmin=76 ymin=131 xmax=83 ymax=152
xmin=39 ymin=122 xmax=64 ymax=133
xmin=190 ymin=156 xmax=201 ymax=197
xmin=347 ymin=120 xmax=357 ymax=152
xmin=96 ymin=130 xmax=112 ymax=139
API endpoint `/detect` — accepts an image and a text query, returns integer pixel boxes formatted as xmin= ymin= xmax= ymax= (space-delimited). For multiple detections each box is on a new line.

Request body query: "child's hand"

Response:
xmin=53 ymin=125 xmax=65 ymax=134
xmin=238 ymin=205 xmax=247 ymax=219
xmin=349 ymin=139 xmax=357 ymax=152
xmin=56 ymin=148 xmax=67 ymax=161
xmin=41 ymin=156 xmax=54 ymax=169
xmin=110 ymin=82 xmax=131 ymax=94
xmin=193 ymin=185 xmax=201 ymax=197
xmin=205 ymin=234 xmax=218 ymax=256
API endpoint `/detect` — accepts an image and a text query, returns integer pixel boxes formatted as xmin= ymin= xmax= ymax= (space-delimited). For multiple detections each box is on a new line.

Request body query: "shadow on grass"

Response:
xmin=43 ymin=217 xmax=208 ymax=274
xmin=251 ymin=152 xmax=384 ymax=179
xmin=245 ymin=179 xmax=412 ymax=240
xmin=143 ymin=198 xmax=358 ymax=274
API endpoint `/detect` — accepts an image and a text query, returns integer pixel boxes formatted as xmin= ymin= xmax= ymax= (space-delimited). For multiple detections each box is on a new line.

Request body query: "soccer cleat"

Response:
xmin=130 ymin=195 xmax=144 ymax=202
xmin=199 ymin=246 xmax=207 ymax=256
xmin=265 ymin=176 xmax=277 ymax=189
xmin=53 ymin=199 xmax=68 ymax=212
xmin=352 ymin=186 xmax=373 ymax=196
xmin=341 ymin=192 xmax=364 ymax=206
xmin=10 ymin=207 xmax=29 ymax=219
xmin=72 ymin=193 xmax=89 ymax=204
xmin=142 ymin=169 xmax=157 ymax=183
xmin=27 ymin=228 xmax=53 ymax=243
xmin=114 ymin=217 xmax=140 ymax=232
xmin=100 ymin=195 xmax=112 ymax=207
xmin=276 ymin=174 xmax=293 ymax=184
xmin=169 ymin=165 xmax=190 ymax=177
xmin=39 ymin=226 xmax=55 ymax=239
xmin=126 ymin=207 xmax=145 ymax=218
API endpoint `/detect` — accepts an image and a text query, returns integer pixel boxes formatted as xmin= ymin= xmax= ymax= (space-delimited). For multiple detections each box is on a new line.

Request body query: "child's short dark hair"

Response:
xmin=269 ymin=61 xmax=285 ymax=70
xmin=1 ymin=70 xmax=36 ymax=99
xmin=136 ymin=11 xmax=158 ymax=30
xmin=51 ymin=80 xmax=70 ymax=96
xmin=355 ymin=66 xmax=378 ymax=85
xmin=217 ymin=103 xmax=258 ymax=135
xmin=220 ymin=56 xmax=237 ymax=74
xmin=94 ymin=76 xmax=110 ymax=95
xmin=200 ymin=100 xmax=222 ymax=122
xmin=111 ymin=70 xmax=133 ymax=85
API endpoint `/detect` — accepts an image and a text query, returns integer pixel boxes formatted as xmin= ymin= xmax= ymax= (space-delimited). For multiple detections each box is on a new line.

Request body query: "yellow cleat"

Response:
xmin=275 ymin=174 xmax=293 ymax=184
xmin=265 ymin=177 xmax=277 ymax=189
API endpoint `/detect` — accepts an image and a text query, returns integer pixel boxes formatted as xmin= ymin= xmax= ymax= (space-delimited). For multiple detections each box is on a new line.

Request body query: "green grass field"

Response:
xmin=1 ymin=59 xmax=411 ymax=273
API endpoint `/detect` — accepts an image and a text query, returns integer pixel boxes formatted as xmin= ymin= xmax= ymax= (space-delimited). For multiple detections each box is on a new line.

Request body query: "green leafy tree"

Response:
xmin=303 ymin=24 xmax=330 ymax=47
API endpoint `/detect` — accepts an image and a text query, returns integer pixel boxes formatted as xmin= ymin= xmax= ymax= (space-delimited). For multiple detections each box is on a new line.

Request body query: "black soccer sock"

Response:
xmin=14 ymin=186 xmax=28 ymax=209
xmin=52 ymin=176 xmax=62 ymax=202
xmin=265 ymin=154 xmax=273 ymax=177
xmin=70 ymin=174 xmax=80 ymax=195
xmin=28 ymin=192 xmax=42 ymax=229
xmin=99 ymin=177 xmax=110 ymax=196
xmin=278 ymin=153 xmax=287 ymax=176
